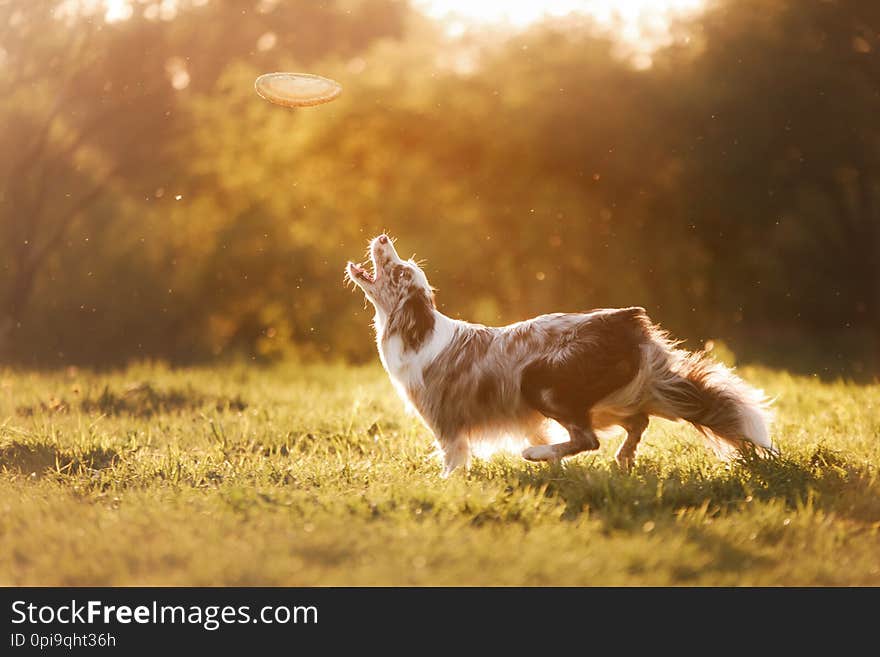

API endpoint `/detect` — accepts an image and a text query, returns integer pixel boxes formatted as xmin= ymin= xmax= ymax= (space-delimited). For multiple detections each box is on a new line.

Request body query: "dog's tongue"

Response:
xmin=351 ymin=262 xmax=375 ymax=282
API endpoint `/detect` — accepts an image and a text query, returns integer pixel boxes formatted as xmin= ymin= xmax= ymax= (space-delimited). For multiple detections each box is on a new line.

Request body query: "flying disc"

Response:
xmin=254 ymin=72 xmax=342 ymax=108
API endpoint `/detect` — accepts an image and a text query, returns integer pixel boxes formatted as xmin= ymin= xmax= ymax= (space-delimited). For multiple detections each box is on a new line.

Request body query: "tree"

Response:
xmin=661 ymin=0 xmax=880 ymax=347
xmin=0 ymin=0 xmax=407 ymax=359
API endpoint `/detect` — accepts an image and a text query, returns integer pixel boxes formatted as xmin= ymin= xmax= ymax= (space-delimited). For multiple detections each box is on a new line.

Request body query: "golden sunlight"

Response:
xmin=95 ymin=0 xmax=704 ymax=60
xmin=418 ymin=0 xmax=705 ymax=27
xmin=418 ymin=0 xmax=704 ymax=64
xmin=76 ymin=0 xmax=705 ymax=70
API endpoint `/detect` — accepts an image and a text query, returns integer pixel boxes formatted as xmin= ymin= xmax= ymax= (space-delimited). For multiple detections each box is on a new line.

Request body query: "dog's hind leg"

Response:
xmin=615 ymin=413 xmax=649 ymax=471
xmin=519 ymin=330 xmax=642 ymax=464
xmin=522 ymin=421 xmax=599 ymax=462
xmin=519 ymin=378 xmax=601 ymax=463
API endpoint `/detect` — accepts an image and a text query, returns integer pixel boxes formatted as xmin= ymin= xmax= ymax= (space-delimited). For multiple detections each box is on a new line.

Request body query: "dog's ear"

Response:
xmin=394 ymin=289 xmax=435 ymax=351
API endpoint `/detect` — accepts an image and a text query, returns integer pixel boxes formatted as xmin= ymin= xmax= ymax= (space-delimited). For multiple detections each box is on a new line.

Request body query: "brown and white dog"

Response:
xmin=347 ymin=235 xmax=773 ymax=477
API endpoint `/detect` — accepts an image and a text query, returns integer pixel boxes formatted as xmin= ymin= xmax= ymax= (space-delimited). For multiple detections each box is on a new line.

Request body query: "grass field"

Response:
xmin=0 ymin=361 xmax=878 ymax=586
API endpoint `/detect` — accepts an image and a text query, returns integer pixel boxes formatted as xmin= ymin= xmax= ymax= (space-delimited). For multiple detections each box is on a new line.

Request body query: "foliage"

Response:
xmin=0 ymin=0 xmax=878 ymax=374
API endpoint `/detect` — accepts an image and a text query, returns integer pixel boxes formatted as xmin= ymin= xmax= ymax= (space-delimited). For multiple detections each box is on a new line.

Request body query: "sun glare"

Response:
xmin=418 ymin=0 xmax=704 ymax=27
xmin=97 ymin=0 xmax=703 ymax=51
xmin=418 ymin=0 xmax=705 ymax=64
xmin=93 ymin=0 xmax=701 ymax=67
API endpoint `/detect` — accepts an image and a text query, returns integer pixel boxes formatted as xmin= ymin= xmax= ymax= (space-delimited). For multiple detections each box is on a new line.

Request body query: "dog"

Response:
xmin=346 ymin=235 xmax=773 ymax=476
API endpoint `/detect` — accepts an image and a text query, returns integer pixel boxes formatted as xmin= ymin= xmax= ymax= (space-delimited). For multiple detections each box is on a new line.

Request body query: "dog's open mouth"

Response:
xmin=349 ymin=261 xmax=376 ymax=283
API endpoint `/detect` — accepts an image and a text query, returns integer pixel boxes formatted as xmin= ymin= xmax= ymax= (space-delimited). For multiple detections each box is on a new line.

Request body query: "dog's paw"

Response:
xmin=615 ymin=451 xmax=635 ymax=472
xmin=522 ymin=445 xmax=559 ymax=462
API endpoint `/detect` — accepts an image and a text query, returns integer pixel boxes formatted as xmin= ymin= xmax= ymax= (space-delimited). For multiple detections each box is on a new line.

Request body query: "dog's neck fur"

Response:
xmin=374 ymin=304 xmax=457 ymax=403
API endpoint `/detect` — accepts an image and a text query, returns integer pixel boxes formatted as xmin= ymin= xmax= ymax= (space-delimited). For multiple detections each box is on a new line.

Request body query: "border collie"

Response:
xmin=346 ymin=235 xmax=773 ymax=476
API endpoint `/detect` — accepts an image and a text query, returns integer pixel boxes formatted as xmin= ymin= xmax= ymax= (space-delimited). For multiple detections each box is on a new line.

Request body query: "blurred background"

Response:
xmin=1 ymin=0 xmax=877 ymax=375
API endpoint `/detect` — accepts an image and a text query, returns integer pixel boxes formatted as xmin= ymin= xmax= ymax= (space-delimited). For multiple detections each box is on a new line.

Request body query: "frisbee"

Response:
xmin=254 ymin=72 xmax=342 ymax=108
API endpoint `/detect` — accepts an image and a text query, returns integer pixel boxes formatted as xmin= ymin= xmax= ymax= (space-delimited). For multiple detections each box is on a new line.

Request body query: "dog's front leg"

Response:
xmin=439 ymin=435 xmax=470 ymax=478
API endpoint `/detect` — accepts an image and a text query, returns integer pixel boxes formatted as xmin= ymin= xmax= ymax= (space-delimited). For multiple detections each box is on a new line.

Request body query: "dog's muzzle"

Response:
xmin=348 ymin=235 xmax=399 ymax=285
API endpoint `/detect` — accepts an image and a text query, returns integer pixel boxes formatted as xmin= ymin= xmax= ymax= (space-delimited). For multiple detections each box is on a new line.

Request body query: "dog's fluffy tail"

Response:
xmin=645 ymin=338 xmax=774 ymax=459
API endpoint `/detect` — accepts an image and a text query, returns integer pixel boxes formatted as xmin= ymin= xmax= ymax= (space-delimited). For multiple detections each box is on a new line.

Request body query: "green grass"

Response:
xmin=0 ymin=361 xmax=878 ymax=586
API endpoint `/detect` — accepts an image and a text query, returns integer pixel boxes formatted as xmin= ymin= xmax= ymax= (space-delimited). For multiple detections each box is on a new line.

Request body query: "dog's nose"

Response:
xmin=378 ymin=235 xmax=388 ymax=244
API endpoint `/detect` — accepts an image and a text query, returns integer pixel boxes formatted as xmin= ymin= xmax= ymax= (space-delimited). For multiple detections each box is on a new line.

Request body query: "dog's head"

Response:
xmin=346 ymin=235 xmax=435 ymax=348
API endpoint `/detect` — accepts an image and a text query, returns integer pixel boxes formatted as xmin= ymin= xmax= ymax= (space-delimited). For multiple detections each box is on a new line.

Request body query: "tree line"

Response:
xmin=1 ymin=0 xmax=877 ymax=375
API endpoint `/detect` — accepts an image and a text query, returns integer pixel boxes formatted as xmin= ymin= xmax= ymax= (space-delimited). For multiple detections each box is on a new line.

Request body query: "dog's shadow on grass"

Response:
xmin=469 ymin=443 xmax=878 ymax=526
xmin=0 ymin=441 xmax=120 ymax=478
xmin=15 ymin=383 xmax=247 ymax=419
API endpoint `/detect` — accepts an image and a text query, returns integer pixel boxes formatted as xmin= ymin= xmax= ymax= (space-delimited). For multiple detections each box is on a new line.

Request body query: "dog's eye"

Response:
xmin=393 ymin=266 xmax=407 ymax=282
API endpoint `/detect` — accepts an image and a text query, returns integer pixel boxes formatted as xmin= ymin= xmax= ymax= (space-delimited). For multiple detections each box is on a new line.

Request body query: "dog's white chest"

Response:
xmin=377 ymin=314 xmax=456 ymax=397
